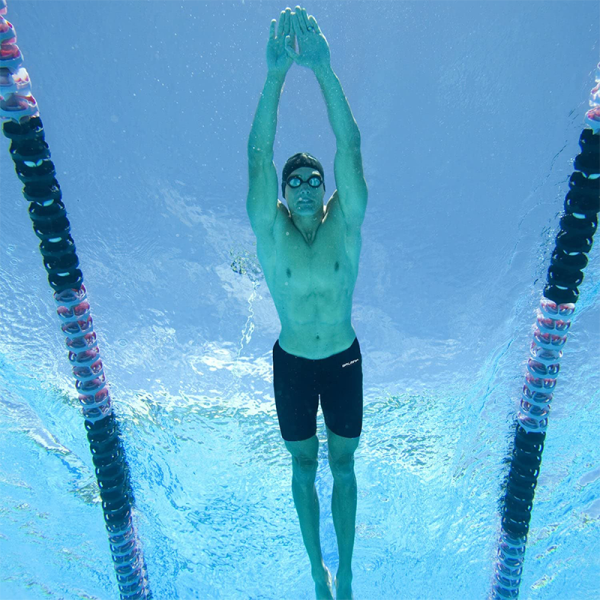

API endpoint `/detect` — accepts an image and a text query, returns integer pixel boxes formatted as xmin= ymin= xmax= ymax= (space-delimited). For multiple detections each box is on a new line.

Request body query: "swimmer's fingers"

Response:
xmin=292 ymin=8 xmax=321 ymax=38
xmin=284 ymin=8 xmax=296 ymax=45
xmin=285 ymin=35 xmax=299 ymax=61
xmin=308 ymin=15 xmax=321 ymax=35
xmin=280 ymin=7 xmax=293 ymax=39
xmin=290 ymin=11 xmax=301 ymax=40
xmin=277 ymin=9 xmax=286 ymax=39
xmin=294 ymin=6 xmax=310 ymax=34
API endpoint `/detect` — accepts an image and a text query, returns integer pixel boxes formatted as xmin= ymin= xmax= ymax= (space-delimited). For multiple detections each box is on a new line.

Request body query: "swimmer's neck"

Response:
xmin=289 ymin=207 xmax=326 ymax=245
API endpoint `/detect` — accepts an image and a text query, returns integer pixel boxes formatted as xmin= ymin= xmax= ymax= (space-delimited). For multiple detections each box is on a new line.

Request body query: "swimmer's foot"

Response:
xmin=312 ymin=564 xmax=334 ymax=600
xmin=335 ymin=570 xmax=354 ymax=600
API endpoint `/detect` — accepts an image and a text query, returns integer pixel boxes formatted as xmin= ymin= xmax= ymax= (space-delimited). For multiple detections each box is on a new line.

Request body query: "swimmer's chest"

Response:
xmin=259 ymin=201 xmax=361 ymax=298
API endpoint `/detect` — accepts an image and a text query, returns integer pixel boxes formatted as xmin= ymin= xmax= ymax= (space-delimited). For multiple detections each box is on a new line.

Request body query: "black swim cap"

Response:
xmin=281 ymin=152 xmax=325 ymax=198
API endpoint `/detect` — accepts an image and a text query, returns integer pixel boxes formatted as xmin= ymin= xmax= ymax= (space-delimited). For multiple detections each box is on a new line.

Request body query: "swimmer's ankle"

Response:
xmin=311 ymin=560 xmax=329 ymax=580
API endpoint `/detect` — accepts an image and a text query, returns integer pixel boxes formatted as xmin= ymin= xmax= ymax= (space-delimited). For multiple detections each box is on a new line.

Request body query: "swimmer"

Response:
xmin=247 ymin=7 xmax=367 ymax=600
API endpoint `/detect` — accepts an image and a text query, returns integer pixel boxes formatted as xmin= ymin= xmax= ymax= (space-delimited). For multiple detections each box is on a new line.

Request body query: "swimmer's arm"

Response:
xmin=247 ymin=73 xmax=285 ymax=235
xmin=315 ymin=66 xmax=368 ymax=229
xmin=247 ymin=9 xmax=295 ymax=234
xmin=248 ymin=9 xmax=294 ymax=165
xmin=248 ymin=72 xmax=285 ymax=162
xmin=288 ymin=8 xmax=366 ymax=227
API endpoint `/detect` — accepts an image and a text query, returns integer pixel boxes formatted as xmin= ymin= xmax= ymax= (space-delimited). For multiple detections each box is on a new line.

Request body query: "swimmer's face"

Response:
xmin=285 ymin=167 xmax=325 ymax=215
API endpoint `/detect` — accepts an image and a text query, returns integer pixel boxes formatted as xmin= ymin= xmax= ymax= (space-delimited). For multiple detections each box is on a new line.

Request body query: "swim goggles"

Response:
xmin=286 ymin=174 xmax=323 ymax=189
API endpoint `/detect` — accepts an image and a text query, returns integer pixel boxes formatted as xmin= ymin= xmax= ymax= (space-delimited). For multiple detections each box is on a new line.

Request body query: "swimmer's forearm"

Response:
xmin=248 ymin=72 xmax=287 ymax=158
xmin=314 ymin=65 xmax=360 ymax=147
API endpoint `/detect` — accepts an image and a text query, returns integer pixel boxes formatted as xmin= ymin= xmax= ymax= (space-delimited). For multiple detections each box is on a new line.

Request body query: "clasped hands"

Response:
xmin=267 ymin=6 xmax=331 ymax=76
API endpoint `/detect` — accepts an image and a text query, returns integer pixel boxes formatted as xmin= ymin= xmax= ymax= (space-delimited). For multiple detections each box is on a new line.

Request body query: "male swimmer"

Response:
xmin=246 ymin=7 xmax=367 ymax=600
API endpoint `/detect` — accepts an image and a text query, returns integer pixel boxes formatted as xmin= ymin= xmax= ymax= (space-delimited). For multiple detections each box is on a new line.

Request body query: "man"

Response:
xmin=246 ymin=7 xmax=367 ymax=600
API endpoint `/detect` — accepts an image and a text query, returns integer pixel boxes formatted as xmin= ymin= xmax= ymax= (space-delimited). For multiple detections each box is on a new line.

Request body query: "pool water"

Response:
xmin=1 ymin=1 xmax=599 ymax=599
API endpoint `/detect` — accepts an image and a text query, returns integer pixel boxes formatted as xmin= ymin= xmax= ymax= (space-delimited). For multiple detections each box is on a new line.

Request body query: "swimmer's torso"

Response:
xmin=256 ymin=192 xmax=362 ymax=359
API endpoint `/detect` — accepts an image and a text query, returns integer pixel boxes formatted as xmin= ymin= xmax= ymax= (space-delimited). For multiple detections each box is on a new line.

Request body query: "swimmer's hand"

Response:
xmin=267 ymin=8 xmax=296 ymax=76
xmin=286 ymin=7 xmax=331 ymax=73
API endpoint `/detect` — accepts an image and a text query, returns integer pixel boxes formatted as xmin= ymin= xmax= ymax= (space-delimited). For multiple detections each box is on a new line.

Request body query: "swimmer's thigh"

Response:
xmin=320 ymin=340 xmax=363 ymax=439
xmin=273 ymin=341 xmax=319 ymax=442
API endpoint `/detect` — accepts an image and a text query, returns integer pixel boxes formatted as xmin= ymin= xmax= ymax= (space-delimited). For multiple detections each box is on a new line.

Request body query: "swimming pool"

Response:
xmin=1 ymin=2 xmax=599 ymax=599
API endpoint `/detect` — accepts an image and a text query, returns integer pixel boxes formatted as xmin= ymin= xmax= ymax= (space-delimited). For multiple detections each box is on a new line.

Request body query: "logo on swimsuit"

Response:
xmin=342 ymin=358 xmax=359 ymax=368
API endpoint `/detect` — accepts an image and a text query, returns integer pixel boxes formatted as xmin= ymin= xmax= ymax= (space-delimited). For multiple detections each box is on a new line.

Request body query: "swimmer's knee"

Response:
xmin=291 ymin=454 xmax=318 ymax=484
xmin=329 ymin=453 xmax=356 ymax=482
xmin=326 ymin=426 xmax=359 ymax=481
xmin=285 ymin=434 xmax=319 ymax=462
xmin=285 ymin=435 xmax=319 ymax=484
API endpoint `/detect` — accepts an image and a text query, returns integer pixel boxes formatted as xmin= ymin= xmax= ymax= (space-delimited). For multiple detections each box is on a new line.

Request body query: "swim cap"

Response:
xmin=281 ymin=152 xmax=325 ymax=198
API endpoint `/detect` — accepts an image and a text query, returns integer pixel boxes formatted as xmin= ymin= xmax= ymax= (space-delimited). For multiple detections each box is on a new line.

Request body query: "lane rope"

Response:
xmin=491 ymin=64 xmax=599 ymax=599
xmin=1 ymin=3 xmax=152 ymax=597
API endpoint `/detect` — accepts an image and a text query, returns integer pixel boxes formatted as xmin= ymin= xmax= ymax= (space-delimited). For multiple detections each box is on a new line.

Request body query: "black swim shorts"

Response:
xmin=272 ymin=338 xmax=363 ymax=442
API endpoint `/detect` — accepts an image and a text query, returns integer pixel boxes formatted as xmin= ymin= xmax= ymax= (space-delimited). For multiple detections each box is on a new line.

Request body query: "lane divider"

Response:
xmin=491 ymin=64 xmax=599 ymax=599
xmin=1 ymin=3 xmax=151 ymax=598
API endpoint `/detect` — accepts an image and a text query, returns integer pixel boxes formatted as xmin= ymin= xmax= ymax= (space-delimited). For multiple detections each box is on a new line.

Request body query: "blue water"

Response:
xmin=1 ymin=1 xmax=599 ymax=599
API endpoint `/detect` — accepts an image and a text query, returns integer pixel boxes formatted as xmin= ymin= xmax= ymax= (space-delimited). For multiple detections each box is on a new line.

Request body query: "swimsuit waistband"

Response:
xmin=274 ymin=337 xmax=359 ymax=361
